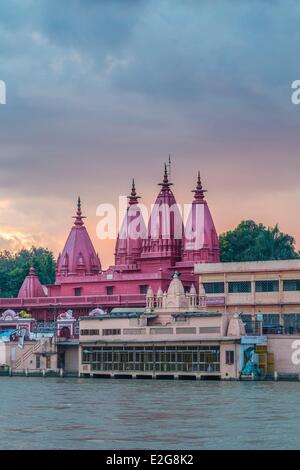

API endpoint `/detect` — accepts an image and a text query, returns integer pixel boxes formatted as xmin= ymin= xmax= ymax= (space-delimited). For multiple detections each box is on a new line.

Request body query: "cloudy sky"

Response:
xmin=0 ymin=0 xmax=300 ymax=268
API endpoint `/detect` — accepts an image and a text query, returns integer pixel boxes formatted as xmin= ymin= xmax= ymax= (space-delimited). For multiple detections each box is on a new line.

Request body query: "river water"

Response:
xmin=0 ymin=377 xmax=299 ymax=449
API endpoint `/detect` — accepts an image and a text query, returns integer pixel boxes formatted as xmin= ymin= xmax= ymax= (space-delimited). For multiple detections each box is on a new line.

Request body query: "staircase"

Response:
xmin=15 ymin=338 xmax=48 ymax=369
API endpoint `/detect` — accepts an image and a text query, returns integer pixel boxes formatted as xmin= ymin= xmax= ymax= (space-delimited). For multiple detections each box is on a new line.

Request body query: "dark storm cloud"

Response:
xmin=1 ymin=0 xmax=300 ymax=262
xmin=1 ymin=0 xmax=299 ymax=138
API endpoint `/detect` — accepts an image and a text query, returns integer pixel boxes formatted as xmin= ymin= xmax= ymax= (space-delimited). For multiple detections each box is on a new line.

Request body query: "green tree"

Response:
xmin=0 ymin=246 xmax=56 ymax=298
xmin=220 ymin=220 xmax=300 ymax=262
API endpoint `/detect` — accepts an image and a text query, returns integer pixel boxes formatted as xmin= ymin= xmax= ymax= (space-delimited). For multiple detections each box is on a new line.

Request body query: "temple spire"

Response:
xmin=73 ymin=196 xmax=86 ymax=226
xmin=192 ymin=171 xmax=207 ymax=202
xmin=115 ymin=179 xmax=146 ymax=266
xmin=18 ymin=265 xmax=46 ymax=298
xmin=29 ymin=266 xmax=35 ymax=276
xmin=57 ymin=197 xmax=101 ymax=277
xmin=141 ymin=161 xmax=183 ymax=263
xmin=159 ymin=162 xmax=173 ymax=193
xmin=128 ymin=178 xmax=140 ymax=206
xmin=167 ymin=154 xmax=171 ymax=177
xmin=182 ymin=171 xmax=220 ymax=264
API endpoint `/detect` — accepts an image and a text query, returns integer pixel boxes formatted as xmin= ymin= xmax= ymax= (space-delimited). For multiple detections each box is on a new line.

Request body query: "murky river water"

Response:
xmin=0 ymin=377 xmax=300 ymax=449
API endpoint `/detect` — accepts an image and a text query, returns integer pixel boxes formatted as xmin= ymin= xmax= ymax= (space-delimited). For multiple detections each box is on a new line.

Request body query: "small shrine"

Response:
xmin=56 ymin=310 xmax=76 ymax=339
xmin=0 ymin=309 xmax=35 ymax=340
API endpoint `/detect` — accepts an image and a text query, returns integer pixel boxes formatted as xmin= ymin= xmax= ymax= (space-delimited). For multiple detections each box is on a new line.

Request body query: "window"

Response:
xmin=74 ymin=287 xmax=82 ymax=296
xmin=123 ymin=328 xmax=147 ymax=335
xmin=283 ymin=280 xmax=300 ymax=291
xmin=240 ymin=314 xmax=252 ymax=323
xmin=225 ymin=351 xmax=235 ymax=365
xmin=102 ymin=329 xmax=121 ymax=336
xmin=150 ymin=328 xmax=173 ymax=335
xmin=83 ymin=345 xmax=220 ymax=374
xmin=106 ymin=286 xmax=114 ymax=295
xmin=176 ymin=327 xmax=197 ymax=334
xmin=241 ymin=315 xmax=261 ymax=336
xmin=283 ymin=314 xmax=300 ymax=333
xmin=82 ymin=350 xmax=90 ymax=363
xmin=199 ymin=327 xmax=220 ymax=333
xmin=202 ymin=282 xmax=224 ymax=294
xmin=36 ymin=355 xmax=40 ymax=369
xmin=228 ymin=281 xmax=251 ymax=293
xmin=46 ymin=356 xmax=51 ymax=369
xmin=262 ymin=314 xmax=280 ymax=325
xmin=139 ymin=285 xmax=148 ymax=295
xmin=80 ymin=329 xmax=100 ymax=336
xmin=262 ymin=314 xmax=283 ymax=334
xmin=255 ymin=280 xmax=279 ymax=292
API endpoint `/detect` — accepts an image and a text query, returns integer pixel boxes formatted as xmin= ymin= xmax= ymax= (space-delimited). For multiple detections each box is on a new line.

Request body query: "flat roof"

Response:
xmin=80 ymin=311 xmax=145 ymax=321
xmin=194 ymin=259 xmax=300 ymax=274
xmin=80 ymin=311 xmax=222 ymax=321
xmin=80 ymin=337 xmax=241 ymax=345
xmin=110 ymin=308 xmax=145 ymax=314
xmin=172 ymin=312 xmax=222 ymax=318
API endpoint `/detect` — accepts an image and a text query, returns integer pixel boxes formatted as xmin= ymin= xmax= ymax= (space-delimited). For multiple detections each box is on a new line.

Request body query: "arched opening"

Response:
xmin=59 ymin=326 xmax=71 ymax=339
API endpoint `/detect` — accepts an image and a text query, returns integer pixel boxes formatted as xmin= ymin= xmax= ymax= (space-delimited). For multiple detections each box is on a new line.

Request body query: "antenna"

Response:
xmin=167 ymin=154 xmax=171 ymax=178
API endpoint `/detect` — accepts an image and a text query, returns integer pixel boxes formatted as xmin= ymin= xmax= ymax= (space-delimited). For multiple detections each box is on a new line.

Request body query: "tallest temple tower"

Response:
xmin=141 ymin=164 xmax=183 ymax=270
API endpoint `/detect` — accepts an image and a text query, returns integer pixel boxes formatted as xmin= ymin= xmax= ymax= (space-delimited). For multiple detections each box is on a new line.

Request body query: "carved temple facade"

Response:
xmin=0 ymin=164 xmax=220 ymax=320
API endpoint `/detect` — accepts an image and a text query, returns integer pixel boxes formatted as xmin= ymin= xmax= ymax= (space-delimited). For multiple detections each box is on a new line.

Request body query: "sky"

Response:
xmin=0 ymin=0 xmax=300 ymax=268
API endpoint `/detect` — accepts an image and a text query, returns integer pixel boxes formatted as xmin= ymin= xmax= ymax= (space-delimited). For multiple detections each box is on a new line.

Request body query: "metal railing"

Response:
xmin=243 ymin=321 xmax=262 ymax=336
xmin=33 ymin=321 xmax=56 ymax=334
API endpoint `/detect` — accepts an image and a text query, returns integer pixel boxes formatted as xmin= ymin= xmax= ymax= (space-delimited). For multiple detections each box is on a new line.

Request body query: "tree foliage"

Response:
xmin=220 ymin=220 xmax=300 ymax=262
xmin=0 ymin=247 xmax=56 ymax=298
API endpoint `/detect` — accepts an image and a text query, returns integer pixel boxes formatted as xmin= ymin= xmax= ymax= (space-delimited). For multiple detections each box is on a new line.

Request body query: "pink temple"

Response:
xmin=182 ymin=172 xmax=220 ymax=263
xmin=114 ymin=179 xmax=146 ymax=268
xmin=56 ymin=197 xmax=101 ymax=277
xmin=18 ymin=266 xmax=46 ymax=298
xmin=3 ymin=164 xmax=220 ymax=320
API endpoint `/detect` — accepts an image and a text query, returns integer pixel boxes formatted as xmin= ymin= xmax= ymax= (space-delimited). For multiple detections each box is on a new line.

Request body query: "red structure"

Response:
xmin=0 ymin=165 xmax=220 ymax=320
xmin=114 ymin=179 xmax=146 ymax=268
xmin=18 ymin=267 xmax=46 ymax=299
xmin=180 ymin=171 xmax=220 ymax=264
xmin=56 ymin=197 xmax=101 ymax=278
xmin=141 ymin=163 xmax=183 ymax=269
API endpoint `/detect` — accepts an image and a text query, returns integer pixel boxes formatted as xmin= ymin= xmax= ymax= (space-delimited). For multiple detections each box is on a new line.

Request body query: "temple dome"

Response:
xmin=18 ymin=267 xmax=46 ymax=298
xmin=115 ymin=179 xmax=146 ymax=267
xmin=89 ymin=308 xmax=106 ymax=316
xmin=227 ymin=313 xmax=246 ymax=337
xmin=2 ymin=309 xmax=18 ymax=318
xmin=157 ymin=287 xmax=163 ymax=297
xmin=56 ymin=198 xmax=101 ymax=277
xmin=141 ymin=163 xmax=183 ymax=262
xmin=189 ymin=284 xmax=196 ymax=295
xmin=146 ymin=286 xmax=154 ymax=298
xmin=167 ymin=272 xmax=185 ymax=297
xmin=165 ymin=272 xmax=188 ymax=309
xmin=183 ymin=172 xmax=220 ymax=263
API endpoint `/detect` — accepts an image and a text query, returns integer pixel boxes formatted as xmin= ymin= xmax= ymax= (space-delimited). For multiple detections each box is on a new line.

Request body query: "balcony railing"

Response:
xmin=0 ymin=294 xmax=146 ymax=309
xmin=32 ymin=321 xmax=56 ymax=334
xmin=243 ymin=321 xmax=262 ymax=336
